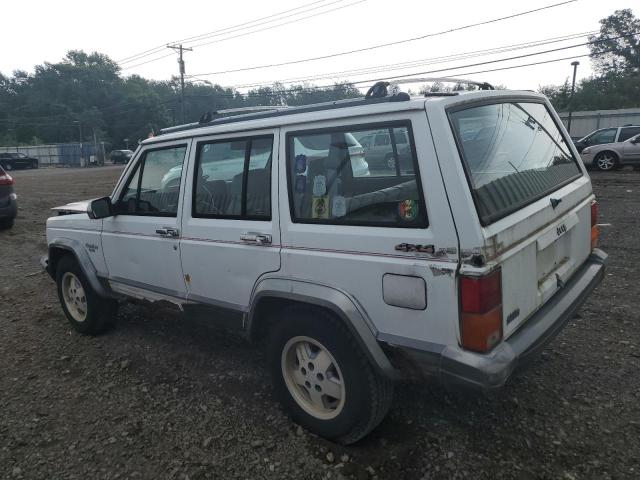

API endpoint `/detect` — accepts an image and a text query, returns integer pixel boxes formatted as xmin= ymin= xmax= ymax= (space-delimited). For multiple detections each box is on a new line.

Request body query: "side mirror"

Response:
xmin=87 ymin=196 xmax=114 ymax=219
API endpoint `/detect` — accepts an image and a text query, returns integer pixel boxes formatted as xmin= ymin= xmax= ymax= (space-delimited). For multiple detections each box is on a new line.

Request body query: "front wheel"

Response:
xmin=594 ymin=152 xmax=618 ymax=171
xmin=268 ymin=306 xmax=393 ymax=444
xmin=4 ymin=163 xmax=12 ymax=171
xmin=55 ymin=255 xmax=118 ymax=334
xmin=31 ymin=161 xmax=38 ymax=169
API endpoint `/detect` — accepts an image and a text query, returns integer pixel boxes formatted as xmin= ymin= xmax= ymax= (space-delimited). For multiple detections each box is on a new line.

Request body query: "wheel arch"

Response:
xmin=593 ymin=149 xmax=620 ymax=168
xmin=47 ymin=239 xmax=112 ymax=298
xmin=247 ymin=278 xmax=397 ymax=379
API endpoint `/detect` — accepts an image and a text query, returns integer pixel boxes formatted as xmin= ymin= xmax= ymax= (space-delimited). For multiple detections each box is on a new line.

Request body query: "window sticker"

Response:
xmin=294 ymin=175 xmax=306 ymax=193
xmin=332 ymin=195 xmax=346 ymax=217
xmin=398 ymin=199 xmax=419 ymax=221
xmin=312 ymin=175 xmax=327 ymax=196
xmin=312 ymin=196 xmax=329 ymax=219
xmin=294 ymin=154 xmax=307 ymax=174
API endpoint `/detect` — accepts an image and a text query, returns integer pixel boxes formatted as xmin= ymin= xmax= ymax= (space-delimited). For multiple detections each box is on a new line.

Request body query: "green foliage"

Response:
xmin=542 ymin=9 xmax=639 ymax=112
xmin=0 ymin=51 xmax=362 ymax=148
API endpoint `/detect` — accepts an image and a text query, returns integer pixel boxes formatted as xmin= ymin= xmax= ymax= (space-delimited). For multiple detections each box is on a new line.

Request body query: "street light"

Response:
xmin=567 ymin=61 xmax=580 ymax=135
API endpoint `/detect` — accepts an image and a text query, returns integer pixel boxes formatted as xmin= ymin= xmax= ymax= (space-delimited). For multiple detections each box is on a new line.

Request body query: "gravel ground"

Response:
xmin=1 ymin=166 xmax=638 ymax=480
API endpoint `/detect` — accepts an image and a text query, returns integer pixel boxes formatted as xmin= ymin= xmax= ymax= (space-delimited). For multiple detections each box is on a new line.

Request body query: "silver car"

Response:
xmin=580 ymin=133 xmax=640 ymax=171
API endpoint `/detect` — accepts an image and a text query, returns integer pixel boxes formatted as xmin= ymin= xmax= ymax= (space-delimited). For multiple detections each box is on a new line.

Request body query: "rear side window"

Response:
xmin=287 ymin=122 xmax=427 ymax=228
xmin=450 ymin=101 xmax=581 ymax=225
xmin=619 ymin=127 xmax=640 ymax=142
xmin=193 ymin=136 xmax=272 ymax=220
xmin=586 ymin=128 xmax=617 ymax=145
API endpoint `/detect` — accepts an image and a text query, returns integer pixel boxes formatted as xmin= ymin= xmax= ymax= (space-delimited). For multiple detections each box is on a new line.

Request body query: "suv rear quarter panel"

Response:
xmin=278 ymin=110 xmax=461 ymax=349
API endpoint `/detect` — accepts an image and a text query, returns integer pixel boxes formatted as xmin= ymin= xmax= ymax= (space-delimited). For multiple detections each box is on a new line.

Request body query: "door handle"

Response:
xmin=240 ymin=232 xmax=272 ymax=245
xmin=155 ymin=227 xmax=180 ymax=237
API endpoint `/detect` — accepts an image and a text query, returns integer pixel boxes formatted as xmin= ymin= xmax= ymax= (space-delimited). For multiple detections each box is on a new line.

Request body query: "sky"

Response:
xmin=0 ymin=0 xmax=634 ymax=93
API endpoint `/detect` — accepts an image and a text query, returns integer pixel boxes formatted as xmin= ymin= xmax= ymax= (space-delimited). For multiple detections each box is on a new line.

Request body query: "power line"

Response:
xmin=117 ymin=0 xmax=333 ymax=64
xmin=189 ymin=0 xmax=578 ymax=77
xmin=119 ymin=0 xmax=367 ymax=71
xmin=223 ymin=31 xmax=596 ymax=89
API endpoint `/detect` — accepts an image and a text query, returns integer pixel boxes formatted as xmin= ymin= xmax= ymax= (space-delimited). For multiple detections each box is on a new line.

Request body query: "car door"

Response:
xmin=179 ymin=130 xmax=281 ymax=328
xmin=101 ymin=141 xmax=190 ymax=300
xmin=622 ymin=134 xmax=640 ymax=161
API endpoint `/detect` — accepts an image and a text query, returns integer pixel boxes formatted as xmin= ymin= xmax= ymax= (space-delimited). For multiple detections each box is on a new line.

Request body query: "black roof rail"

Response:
xmin=389 ymin=76 xmax=494 ymax=90
xmin=158 ymin=93 xmax=411 ymax=136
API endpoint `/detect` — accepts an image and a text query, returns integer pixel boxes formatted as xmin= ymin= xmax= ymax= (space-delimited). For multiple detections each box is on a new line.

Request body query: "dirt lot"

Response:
xmin=1 ymin=166 xmax=638 ymax=480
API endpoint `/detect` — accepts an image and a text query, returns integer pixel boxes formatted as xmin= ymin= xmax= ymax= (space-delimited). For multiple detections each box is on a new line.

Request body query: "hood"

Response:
xmin=51 ymin=200 xmax=90 ymax=214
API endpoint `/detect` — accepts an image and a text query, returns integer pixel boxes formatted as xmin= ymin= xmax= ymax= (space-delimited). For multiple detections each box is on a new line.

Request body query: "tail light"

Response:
xmin=590 ymin=200 xmax=598 ymax=250
xmin=0 ymin=172 xmax=13 ymax=185
xmin=459 ymin=268 xmax=503 ymax=353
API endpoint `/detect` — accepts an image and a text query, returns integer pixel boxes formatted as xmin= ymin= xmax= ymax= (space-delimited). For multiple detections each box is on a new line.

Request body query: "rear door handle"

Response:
xmin=155 ymin=227 xmax=180 ymax=237
xmin=240 ymin=232 xmax=272 ymax=245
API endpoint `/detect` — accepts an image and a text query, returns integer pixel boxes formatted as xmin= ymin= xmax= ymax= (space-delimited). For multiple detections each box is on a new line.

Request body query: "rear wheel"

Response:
xmin=31 ymin=160 xmax=38 ymax=169
xmin=55 ymin=255 xmax=118 ymax=334
xmin=267 ymin=306 xmax=393 ymax=444
xmin=4 ymin=163 xmax=12 ymax=171
xmin=594 ymin=151 xmax=618 ymax=171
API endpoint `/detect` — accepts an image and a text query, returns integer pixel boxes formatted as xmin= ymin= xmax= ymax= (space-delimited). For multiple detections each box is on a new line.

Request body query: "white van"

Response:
xmin=43 ymin=79 xmax=607 ymax=444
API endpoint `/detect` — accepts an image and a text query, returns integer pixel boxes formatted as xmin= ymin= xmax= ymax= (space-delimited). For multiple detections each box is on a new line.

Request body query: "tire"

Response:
xmin=594 ymin=151 xmax=618 ymax=171
xmin=55 ymin=255 xmax=118 ymax=335
xmin=31 ymin=161 xmax=38 ymax=169
xmin=0 ymin=217 xmax=14 ymax=230
xmin=267 ymin=306 xmax=394 ymax=444
xmin=4 ymin=163 xmax=12 ymax=171
xmin=385 ymin=153 xmax=397 ymax=169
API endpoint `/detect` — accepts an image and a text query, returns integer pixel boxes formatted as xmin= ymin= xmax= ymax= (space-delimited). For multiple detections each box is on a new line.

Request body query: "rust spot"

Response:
xmin=184 ymin=274 xmax=191 ymax=283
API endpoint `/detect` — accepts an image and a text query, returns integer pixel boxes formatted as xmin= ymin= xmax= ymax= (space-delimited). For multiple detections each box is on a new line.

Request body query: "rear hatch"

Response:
xmin=449 ymin=99 xmax=593 ymax=336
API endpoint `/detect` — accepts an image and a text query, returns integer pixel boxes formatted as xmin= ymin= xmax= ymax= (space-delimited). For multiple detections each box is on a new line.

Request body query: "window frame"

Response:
xmin=619 ymin=126 xmax=640 ymax=142
xmin=285 ymin=120 xmax=429 ymax=229
xmin=191 ymin=134 xmax=274 ymax=221
xmin=447 ymin=97 xmax=583 ymax=227
xmin=116 ymin=143 xmax=188 ymax=218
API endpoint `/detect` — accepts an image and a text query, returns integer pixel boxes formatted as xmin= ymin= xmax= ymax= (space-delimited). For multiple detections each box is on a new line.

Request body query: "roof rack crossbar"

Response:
xmin=390 ymin=76 xmax=495 ymax=90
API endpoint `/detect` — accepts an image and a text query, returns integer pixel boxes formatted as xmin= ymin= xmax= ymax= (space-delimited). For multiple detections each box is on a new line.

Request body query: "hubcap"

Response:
xmin=61 ymin=272 xmax=87 ymax=322
xmin=281 ymin=336 xmax=345 ymax=420
xmin=387 ymin=156 xmax=396 ymax=169
xmin=597 ymin=154 xmax=615 ymax=170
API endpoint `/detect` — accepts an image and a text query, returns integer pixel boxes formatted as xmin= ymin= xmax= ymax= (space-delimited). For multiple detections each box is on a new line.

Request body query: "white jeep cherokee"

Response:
xmin=43 ymin=80 xmax=607 ymax=444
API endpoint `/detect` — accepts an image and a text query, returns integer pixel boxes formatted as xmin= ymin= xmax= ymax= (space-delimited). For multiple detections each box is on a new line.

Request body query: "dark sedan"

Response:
xmin=0 ymin=166 xmax=17 ymax=229
xmin=0 ymin=152 xmax=39 ymax=170
xmin=110 ymin=149 xmax=134 ymax=164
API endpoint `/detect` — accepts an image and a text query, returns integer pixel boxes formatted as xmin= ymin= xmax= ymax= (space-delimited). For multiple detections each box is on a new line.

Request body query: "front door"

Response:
xmin=179 ymin=130 xmax=281 ymax=326
xmin=101 ymin=142 xmax=190 ymax=299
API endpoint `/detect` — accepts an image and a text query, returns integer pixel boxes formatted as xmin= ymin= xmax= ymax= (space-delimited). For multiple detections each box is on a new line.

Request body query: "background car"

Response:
xmin=354 ymin=129 xmax=412 ymax=174
xmin=0 ymin=166 xmax=18 ymax=229
xmin=573 ymin=125 xmax=640 ymax=153
xmin=580 ymin=133 xmax=640 ymax=171
xmin=110 ymin=149 xmax=134 ymax=164
xmin=0 ymin=152 xmax=39 ymax=170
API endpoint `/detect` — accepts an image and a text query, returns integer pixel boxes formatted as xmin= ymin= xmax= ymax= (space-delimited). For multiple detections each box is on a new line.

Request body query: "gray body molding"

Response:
xmin=47 ymin=238 xmax=112 ymax=298
xmin=248 ymin=277 xmax=397 ymax=378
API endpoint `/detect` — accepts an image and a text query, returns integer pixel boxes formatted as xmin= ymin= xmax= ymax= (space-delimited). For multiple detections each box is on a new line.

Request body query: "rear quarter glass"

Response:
xmin=448 ymin=100 xmax=582 ymax=225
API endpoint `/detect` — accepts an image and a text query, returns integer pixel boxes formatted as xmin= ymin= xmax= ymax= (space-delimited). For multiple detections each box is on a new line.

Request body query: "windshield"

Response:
xmin=450 ymin=101 xmax=582 ymax=225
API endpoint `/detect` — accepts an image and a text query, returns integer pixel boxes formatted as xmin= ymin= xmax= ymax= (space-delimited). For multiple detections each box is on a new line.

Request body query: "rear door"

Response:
xmin=179 ymin=130 xmax=280 ymax=326
xmin=432 ymin=95 xmax=593 ymax=337
xmin=621 ymin=135 xmax=640 ymax=161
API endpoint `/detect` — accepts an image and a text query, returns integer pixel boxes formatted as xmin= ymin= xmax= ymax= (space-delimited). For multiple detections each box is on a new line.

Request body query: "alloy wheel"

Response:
xmin=61 ymin=272 xmax=88 ymax=322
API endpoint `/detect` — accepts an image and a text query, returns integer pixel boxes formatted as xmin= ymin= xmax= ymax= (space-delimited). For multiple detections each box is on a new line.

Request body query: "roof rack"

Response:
xmin=157 ymin=76 xmax=493 ymax=136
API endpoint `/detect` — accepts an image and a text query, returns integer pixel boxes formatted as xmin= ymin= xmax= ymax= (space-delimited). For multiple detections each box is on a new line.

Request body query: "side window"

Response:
xmin=193 ymin=136 xmax=273 ymax=220
xmin=118 ymin=145 xmax=187 ymax=216
xmin=288 ymin=123 xmax=427 ymax=228
xmin=619 ymin=127 xmax=640 ymax=142
xmin=588 ymin=128 xmax=617 ymax=145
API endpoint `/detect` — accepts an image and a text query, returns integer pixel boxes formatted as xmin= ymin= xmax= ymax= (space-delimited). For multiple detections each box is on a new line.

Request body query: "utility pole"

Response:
xmin=567 ymin=61 xmax=580 ymax=135
xmin=167 ymin=44 xmax=193 ymax=124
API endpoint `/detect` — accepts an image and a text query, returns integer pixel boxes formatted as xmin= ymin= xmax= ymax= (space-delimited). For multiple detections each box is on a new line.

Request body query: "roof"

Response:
xmin=145 ymin=85 xmax=547 ymax=145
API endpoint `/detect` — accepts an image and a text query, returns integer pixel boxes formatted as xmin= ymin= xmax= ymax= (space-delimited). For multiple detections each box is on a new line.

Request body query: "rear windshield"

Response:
xmin=449 ymin=101 xmax=581 ymax=225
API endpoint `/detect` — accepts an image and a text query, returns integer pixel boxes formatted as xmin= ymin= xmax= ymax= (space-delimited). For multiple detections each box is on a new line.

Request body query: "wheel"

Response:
xmin=0 ymin=217 xmax=14 ymax=229
xmin=4 ymin=163 xmax=12 ymax=171
xmin=594 ymin=151 xmax=618 ymax=171
xmin=268 ymin=306 xmax=394 ymax=444
xmin=31 ymin=161 xmax=38 ymax=169
xmin=55 ymin=255 xmax=118 ymax=334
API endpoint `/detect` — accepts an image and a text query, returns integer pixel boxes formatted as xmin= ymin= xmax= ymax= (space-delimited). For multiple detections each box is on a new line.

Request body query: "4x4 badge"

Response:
xmin=395 ymin=243 xmax=435 ymax=254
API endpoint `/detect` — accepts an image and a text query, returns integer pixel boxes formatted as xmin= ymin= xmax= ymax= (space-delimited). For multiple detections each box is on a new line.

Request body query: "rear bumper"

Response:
xmin=0 ymin=193 xmax=18 ymax=218
xmin=397 ymin=248 xmax=608 ymax=389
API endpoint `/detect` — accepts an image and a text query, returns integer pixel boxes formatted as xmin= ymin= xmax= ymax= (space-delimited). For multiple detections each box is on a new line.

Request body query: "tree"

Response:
xmin=588 ymin=9 xmax=640 ymax=75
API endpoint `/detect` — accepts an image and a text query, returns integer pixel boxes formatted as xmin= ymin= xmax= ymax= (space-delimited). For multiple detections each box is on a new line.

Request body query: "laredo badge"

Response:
xmin=398 ymin=199 xmax=418 ymax=221
xmin=312 ymin=196 xmax=329 ymax=219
